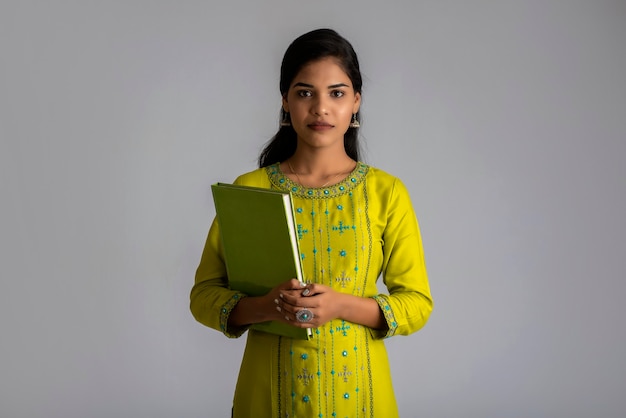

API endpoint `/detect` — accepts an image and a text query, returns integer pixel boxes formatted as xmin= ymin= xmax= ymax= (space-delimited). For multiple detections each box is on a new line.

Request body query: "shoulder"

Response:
xmin=232 ymin=166 xmax=272 ymax=188
xmin=365 ymin=165 xmax=399 ymax=183
xmin=364 ymin=164 xmax=408 ymax=195
xmin=364 ymin=165 xmax=419 ymax=222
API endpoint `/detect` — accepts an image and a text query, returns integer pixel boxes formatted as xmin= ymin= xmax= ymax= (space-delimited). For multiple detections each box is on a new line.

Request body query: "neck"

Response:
xmin=284 ymin=151 xmax=356 ymax=188
xmin=288 ymin=148 xmax=355 ymax=175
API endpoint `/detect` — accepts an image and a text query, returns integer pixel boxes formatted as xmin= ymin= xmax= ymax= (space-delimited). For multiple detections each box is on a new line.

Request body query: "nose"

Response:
xmin=312 ymin=95 xmax=329 ymax=116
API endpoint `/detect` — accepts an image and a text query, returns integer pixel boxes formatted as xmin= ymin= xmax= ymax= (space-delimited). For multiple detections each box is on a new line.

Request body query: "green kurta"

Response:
xmin=191 ymin=162 xmax=433 ymax=418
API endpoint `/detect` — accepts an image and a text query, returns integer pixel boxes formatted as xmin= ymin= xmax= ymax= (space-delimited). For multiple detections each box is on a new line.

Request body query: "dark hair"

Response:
xmin=258 ymin=29 xmax=363 ymax=168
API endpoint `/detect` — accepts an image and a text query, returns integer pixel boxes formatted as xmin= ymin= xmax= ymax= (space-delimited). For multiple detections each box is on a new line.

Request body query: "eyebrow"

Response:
xmin=293 ymin=82 xmax=350 ymax=89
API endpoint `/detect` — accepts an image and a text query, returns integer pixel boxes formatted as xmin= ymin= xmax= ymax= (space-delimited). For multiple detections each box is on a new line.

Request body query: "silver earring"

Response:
xmin=349 ymin=113 xmax=360 ymax=128
xmin=280 ymin=112 xmax=291 ymax=127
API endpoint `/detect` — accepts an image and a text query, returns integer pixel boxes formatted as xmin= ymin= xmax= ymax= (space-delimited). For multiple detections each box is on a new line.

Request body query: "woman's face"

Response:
xmin=282 ymin=57 xmax=361 ymax=152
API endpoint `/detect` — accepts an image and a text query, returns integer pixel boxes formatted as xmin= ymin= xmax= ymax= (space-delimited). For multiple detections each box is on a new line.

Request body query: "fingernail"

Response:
xmin=276 ymin=306 xmax=281 ymax=312
xmin=274 ymin=298 xmax=279 ymax=304
xmin=302 ymin=289 xmax=310 ymax=296
xmin=285 ymin=316 xmax=290 ymax=321
xmin=279 ymin=293 xmax=284 ymax=299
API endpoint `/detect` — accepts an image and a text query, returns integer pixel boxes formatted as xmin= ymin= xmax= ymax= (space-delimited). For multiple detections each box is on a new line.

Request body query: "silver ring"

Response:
xmin=295 ymin=308 xmax=314 ymax=323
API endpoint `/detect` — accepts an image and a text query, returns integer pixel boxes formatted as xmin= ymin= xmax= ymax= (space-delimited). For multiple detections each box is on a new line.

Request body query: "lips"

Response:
xmin=307 ymin=121 xmax=334 ymax=129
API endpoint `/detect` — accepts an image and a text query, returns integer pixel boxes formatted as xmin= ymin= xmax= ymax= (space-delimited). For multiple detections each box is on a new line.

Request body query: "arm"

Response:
xmin=372 ymin=177 xmax=433 ymax=338
xmin=190 ymin=218 xmax=251 ymax=338
xmin=191 ymin=172 xmax=294 ymax=337
xmin=190 ymin=220 xmax=308 ymax=336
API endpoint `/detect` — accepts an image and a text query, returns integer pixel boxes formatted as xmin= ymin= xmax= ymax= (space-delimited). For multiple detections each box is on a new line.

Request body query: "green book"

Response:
xmin=211 ymin=183 xmax=311 ymax=340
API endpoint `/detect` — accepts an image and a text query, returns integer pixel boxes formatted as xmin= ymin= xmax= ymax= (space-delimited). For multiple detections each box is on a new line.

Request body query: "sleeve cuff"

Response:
xmin=372 ymin=294 xmax=398 ymax=339
xmin=219 ymin=292 xmax=250 ymax=338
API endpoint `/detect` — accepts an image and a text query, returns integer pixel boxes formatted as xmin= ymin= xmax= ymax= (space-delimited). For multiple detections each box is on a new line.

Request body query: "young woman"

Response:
xmin=191 ymin=28 xmax=433 ymax=418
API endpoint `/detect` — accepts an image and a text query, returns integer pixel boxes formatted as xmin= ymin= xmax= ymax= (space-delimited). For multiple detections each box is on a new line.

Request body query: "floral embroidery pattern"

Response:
xmin=373 ymin=294 xmax=398 ymax=338
xmin=266 ymin=162 xmax=369 ymax=199
xmin=219 ymin=292 xmax=247 ymax=338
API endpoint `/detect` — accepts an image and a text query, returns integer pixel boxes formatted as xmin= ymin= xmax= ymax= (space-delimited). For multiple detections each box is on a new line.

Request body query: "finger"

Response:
xmin=276 ymin=296 xmax=300 ymax=320
xmin=278 ymin=291 xmax=302 ymax=307
xmin=291 ymin=307 xmax=318 ymax=326
xmin=273 ymin=301 xmax=293 ymax=323
xmin=274 ymin=297 xmax=300 ymax=318
xmin=302 ymin=284 xmax=327 ymax=297
xmin=289 ymin=308 xmax=319 ymax=328
xmin=289 ymin=278 xmax=305 ymax=289
xmin=274 ymin=297 xmax=283 ymax=314
xmin=301 ymin=285 xmax=322 ymax=296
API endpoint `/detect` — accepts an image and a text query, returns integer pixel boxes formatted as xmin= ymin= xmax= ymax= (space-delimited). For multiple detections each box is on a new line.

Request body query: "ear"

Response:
xmin=352 ymin=92 xmax=361 ymax=114
xmin=282 ymin=94 xmax=289 ymax=112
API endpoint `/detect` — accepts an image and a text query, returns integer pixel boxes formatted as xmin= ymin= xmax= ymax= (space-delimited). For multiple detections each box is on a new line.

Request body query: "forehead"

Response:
xmin=290 ymin=57 xmax=351 ymax=87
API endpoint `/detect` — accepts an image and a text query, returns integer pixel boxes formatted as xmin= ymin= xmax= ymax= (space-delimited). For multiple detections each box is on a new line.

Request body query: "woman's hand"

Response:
xmin=228 ymin=278 xmax=306 ymax=327
xmin=275 ymin=281 xmax=345 ymax=328
xmin=261 ymin=278 xmax=309 ymax=322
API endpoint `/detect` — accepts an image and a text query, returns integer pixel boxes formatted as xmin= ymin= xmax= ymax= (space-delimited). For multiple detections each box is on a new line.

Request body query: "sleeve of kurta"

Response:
xmin=190 ymin=216 xmax=250 ymax=338
xmin=372 ymin=178 xmax=433 ymax=339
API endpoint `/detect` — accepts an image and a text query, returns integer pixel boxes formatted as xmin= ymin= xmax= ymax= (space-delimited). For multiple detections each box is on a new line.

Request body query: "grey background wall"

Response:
xmin=1 ymin=1 xmax=625 ymax=417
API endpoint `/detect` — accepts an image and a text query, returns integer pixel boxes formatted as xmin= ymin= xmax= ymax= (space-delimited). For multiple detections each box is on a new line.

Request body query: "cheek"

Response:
xmin=339 ymin=107 xmax=354 ymax=121
xmin=288 ymin=105 xmax=306 ymax=120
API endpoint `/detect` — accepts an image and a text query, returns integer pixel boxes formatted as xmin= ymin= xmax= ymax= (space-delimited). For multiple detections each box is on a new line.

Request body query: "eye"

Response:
xmin=297 ymin=90 xmax=312 ymax=98
xmin=330 ymin=90 xmax=345 ymax=98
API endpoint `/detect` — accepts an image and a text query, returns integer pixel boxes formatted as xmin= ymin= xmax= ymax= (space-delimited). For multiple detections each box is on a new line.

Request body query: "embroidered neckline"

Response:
xmin=266 ymin=162 xmax=369 ymax=199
